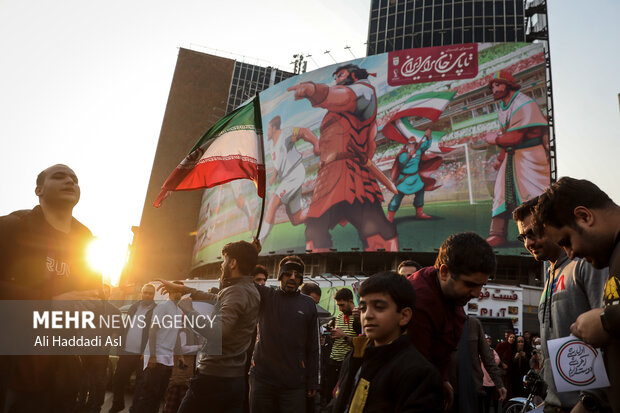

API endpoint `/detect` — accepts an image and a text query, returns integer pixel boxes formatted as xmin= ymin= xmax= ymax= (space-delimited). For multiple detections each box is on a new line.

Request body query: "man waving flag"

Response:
xmin=154 ymin=96 xmax=265 ymax=208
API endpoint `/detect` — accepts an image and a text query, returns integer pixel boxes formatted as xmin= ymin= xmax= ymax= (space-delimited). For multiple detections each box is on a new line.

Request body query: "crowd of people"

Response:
xmin=0 ymin=165 xmax=619 ymax=413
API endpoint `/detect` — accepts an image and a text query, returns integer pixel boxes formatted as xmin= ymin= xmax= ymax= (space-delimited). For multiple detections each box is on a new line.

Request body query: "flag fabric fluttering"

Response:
xmin=382 ymin=91 xmax=456 ymax=151
xmin=154 ymin=96 xmax=265 ymax=208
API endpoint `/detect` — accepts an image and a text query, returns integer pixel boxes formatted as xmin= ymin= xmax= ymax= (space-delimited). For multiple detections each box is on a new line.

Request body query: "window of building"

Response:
xmin=454 ymin=2 xmax=462 ymax=18
xmin=506 ymin=1 xmax=514 ymax=14
xmin=433 ymin=31 xmax=443 ymax=46
xmin=496 ymin=29 xmax=505 ymax=42
xmin=474 ymin=2 xmax=483 ymax=16
xmin=404 ymin=34 xmax=414 ymax=48
xmin=407 ymin=12 xmax=415 ymax=25
xmin=434 ymin=4 xmax=442 ymax=19
xmin=464 ymin=28 xmax=473 ymax=42
xmin=370 ymin=18 xmax=378 ymax=34
xmin=516 ymin=0 xmax=524 ymax=15
xmin=424 ymin=5 xmax=433 ymax=21
xmin=395 ymin=36 xmax=403 ymax=49
xmin=415 ymin=7 xmax=423 ymax=23
xmin=495 ymin=1 xmax=504 ymax=14
xmin=474 ymin=27 xmax=484 ymax=41
xmin=454 ymin=28 xmax=462 ymax=43
xmin=484 ymin=1 xmax=494 ymax=14
xmin=464 ymin=1 xmax=473 ymax=17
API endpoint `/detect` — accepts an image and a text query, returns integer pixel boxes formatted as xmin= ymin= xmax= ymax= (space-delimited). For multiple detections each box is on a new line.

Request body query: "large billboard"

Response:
xmin=192 ymin=43 xmax=551 ymax=267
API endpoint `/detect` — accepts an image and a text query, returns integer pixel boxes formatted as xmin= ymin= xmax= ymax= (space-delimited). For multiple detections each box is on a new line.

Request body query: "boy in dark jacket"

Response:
xmin=330 ymin=271 xmax=443 ymax=413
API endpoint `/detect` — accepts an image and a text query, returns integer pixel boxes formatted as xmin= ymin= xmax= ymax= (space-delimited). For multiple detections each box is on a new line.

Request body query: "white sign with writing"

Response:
xmin=547 ymin=336 xmax=610 ymax=392
xmin=466 ymin=284 xmax=523 ymax=334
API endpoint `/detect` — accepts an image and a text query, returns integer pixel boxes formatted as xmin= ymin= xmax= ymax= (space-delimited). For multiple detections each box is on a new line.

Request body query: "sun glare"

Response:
xmin=86 ymin=237 xmax=129 ymax=287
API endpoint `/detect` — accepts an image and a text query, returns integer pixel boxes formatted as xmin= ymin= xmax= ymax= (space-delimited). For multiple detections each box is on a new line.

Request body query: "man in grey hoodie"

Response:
xmin=513 ymin=198 xmax=609 ymax=413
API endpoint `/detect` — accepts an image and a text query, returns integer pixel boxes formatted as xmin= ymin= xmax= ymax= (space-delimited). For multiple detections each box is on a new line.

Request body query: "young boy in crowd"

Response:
xmin=330 ymin=271 xmax=443 ymax=412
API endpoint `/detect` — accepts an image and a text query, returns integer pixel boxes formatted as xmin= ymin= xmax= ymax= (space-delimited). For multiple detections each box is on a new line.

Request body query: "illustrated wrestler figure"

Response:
xmin=287 ymin=64 xmax=398 ymax=252
xmin=484 ymin=69 xmax=550 ymax=247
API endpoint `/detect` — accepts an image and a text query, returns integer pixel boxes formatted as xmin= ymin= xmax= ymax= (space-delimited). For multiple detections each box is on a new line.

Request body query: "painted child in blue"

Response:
xmin=388 ymin=131 xmax=432 ymax=221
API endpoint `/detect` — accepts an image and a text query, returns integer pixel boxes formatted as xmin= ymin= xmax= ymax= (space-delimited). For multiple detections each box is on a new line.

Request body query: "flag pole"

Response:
xmin=254 ymin=93 xmax=267 ymax=244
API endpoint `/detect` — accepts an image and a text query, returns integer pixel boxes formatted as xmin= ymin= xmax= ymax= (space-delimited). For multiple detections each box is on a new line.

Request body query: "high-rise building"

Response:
xmin=366 ymin=0 xmax=526 ymax=55
xmin=227 ymin=61 xmax=293 ymax=113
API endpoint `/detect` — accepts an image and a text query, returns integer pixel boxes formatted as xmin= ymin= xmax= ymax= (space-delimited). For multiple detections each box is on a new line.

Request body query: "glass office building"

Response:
xmin=367 ymin=0 xmax=526 ymax=55
xmin=227 ymin=62 xmax=293 ymax=113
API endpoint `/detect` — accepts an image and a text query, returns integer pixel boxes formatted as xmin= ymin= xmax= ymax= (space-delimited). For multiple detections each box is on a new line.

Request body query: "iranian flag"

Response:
xmin=382 ymin=91 xmax=456 ymax=150
xmin=154 ymin=96 xmax=265 ymax=207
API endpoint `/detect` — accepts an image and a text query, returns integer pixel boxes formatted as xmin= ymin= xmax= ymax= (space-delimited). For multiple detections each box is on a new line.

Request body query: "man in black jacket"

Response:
xmin=0 ymin=164 xmax=103 ymax=412
xmin=249 ymin=255 xmax=320 ymax=413
xmin=109 ymin=283 xmax=157 ymax=413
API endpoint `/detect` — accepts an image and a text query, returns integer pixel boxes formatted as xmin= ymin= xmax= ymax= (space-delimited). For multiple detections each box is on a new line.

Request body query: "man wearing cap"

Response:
xmin=484 ymin=69 xmax=550 ymax=247
xmin=249 ymin=255 xmax=320 ymax=413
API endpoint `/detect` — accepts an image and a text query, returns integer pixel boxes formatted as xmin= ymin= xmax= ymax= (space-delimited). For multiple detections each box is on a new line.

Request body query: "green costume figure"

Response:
xmin=388 ymin=129 xmax=433 ymax=221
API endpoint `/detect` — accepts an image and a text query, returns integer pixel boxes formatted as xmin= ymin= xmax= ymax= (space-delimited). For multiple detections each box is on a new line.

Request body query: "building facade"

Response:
xmin=367 ymin=0 xmax=526 ymax=55
xmin=124 ymin=49 xmax=292 ymax=286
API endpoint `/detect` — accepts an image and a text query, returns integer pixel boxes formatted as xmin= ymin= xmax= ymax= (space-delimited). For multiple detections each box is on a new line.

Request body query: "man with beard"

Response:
xmin=534 ymin=177 xmax=620 ymax=413
xmin=0 ymin=164 xmax=102 ymax=412
xmin=249 ymin=255 xmax=320 ymax=413
xmin=513 ymin=196 xmax=609 ymax=412
xmin=408 ymin=232 xmax=496 ymax=412
xmin=484 ymin=69 xmax=550 ymax=247
xmin=156 ymin=240 xmax=261 ymax=413
xmin=287 ymin=64 xmax=398 ymax=252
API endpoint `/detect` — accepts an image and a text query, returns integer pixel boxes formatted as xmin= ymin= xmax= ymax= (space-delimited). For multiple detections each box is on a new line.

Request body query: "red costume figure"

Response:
xmin=287 ymin=64 xmax=398 ymax=252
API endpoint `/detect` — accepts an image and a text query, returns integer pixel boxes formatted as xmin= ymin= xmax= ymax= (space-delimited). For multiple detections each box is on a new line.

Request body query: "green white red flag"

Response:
xmin=154 ymin=96 xmax=265 ymax=208
xmin=382 ymin=91 xmax=456 ymax=152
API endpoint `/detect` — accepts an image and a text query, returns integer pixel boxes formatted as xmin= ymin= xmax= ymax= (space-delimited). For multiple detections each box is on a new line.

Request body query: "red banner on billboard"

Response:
xmin=388 ymin=43 xmax=479 ymax=86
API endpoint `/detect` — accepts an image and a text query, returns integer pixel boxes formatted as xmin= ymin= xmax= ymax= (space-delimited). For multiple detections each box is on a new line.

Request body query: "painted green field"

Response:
xmin=195 ymin=199 xmax=524 ymax=265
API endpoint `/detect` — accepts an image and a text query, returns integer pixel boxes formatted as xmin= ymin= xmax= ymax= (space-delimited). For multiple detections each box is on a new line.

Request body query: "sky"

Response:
xmin=0 ymin=0 xmax=618 ymax=284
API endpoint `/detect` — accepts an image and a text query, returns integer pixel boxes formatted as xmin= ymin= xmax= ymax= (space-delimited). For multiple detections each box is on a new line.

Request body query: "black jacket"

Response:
xmin=330 ymin=334 xmax=443 ymax=413
xmin=0 ymin=206 xmax=101 ymax=299
xmin=250 ymin=285 xmax=320 ymax=389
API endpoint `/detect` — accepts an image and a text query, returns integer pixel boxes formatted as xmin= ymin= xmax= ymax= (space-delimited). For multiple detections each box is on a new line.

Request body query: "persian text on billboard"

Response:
xmin=192 ymin=42 xmax=551 ymax=266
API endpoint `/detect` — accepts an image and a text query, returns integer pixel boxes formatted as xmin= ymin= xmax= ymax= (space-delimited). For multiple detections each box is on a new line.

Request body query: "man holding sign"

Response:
xmin=534 ymin=178 xmax=620 ymax=413
xmin=513 ymin=197 xmax=609 ymax=412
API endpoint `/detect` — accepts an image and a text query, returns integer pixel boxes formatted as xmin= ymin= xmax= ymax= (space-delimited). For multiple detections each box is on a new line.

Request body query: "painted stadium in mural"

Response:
xmin=192 ymin=42 xmax=551 ymax=267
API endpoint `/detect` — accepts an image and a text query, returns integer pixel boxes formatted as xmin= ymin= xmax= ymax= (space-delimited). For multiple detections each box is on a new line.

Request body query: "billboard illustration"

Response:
xmin=192 ymin=42 xmax=551 ymax=267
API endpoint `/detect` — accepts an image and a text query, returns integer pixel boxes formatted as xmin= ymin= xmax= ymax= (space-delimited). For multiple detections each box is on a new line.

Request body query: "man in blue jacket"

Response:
xmin=249 ymin=255 xmax=320 ymax=413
